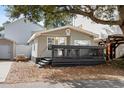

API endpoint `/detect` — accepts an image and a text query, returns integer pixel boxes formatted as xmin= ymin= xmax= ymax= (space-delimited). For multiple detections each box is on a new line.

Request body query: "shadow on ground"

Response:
xmin=48 ymin=80 xmax=124 ymax=88
xmin=1 ymin=80 xmax=124 ymax=88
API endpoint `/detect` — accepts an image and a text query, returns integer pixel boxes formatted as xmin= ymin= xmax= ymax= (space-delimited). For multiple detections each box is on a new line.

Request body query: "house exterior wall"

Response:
xmin=31 ymin=28 xmax=97 ymax=59
xmin=38 ymin=36 xmax=52 ymax=57
xmin=0 ymin=39 xmax=15 ymax=60
xmin=13 ymin=42 xmax=16 ymax=58
xmin=116 ymin=44 xmax=124 ymax=58
xmin=70 ymin=30 xmax=97 ymax=46
xmin=31 ymin=38 xmax=39 ymax=57
xmin=4 ymin=18 xmax=43 ymax=45
xmin=3 ymin=18 xmax=43 ymax=59
xmin=16 ymin=45 xmax=31 ymax=58
xmin=30 ymin=38 xmax=40 ymax=58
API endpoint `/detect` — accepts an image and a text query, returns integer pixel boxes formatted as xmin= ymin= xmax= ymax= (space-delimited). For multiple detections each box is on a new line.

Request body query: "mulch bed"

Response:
xmin=5 ymin=62 xmax=124 ymax=84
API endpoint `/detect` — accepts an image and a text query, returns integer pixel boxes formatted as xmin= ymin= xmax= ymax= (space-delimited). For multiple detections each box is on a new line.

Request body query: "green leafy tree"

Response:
xmin=2 ymin=21 xmax=11 ymax=26
xmin=0 ymin=26 xmax=4 ymax=31
xmin=0 ymin=21 xmax=11 ymax=31
xmin=5 ymin=5 xmax=124 ymax=34
xmin=5 ymin=5 xmax=74 ymax=29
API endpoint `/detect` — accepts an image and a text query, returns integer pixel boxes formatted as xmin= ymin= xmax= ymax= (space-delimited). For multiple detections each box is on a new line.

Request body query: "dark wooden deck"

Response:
xmin=51 ymin=45 xmax=106 ymax=66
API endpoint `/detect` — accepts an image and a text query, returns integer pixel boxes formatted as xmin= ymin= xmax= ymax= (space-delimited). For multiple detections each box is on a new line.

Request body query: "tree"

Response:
xmin=44 ymin=11 xmax=73 ymax=29
xmin=5 ymin=5 xmax=74 ymax=29
xmin=3 ymin=21 xmax=11 ymax=25
xmin=0 ymin=21 xmax=11 ymax=31
xmin=5 ymin=5 xmax=124 ymax=34
xmin=2 ymin=21 xmax=11 ymax=26
xmin=0 ymin=26 xmax=4 ymax=31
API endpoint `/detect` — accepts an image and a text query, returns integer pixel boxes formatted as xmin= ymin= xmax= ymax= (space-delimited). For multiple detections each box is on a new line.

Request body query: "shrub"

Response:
xmin=111 ymin=58 xmax=124 ymax=69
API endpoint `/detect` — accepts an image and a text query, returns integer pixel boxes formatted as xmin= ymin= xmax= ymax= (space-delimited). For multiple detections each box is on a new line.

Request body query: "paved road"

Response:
xmin=0 ymin=61 xmax=13 ymax=82
xmin=1 ymin=80 xmax=124 ymax=88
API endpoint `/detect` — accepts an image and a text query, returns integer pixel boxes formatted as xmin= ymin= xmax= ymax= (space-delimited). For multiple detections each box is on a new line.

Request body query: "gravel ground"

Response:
xmin=1 ymin=80 xmax=124 ymax=88
xmin=5 ymin=62 xmax=124 ymax=84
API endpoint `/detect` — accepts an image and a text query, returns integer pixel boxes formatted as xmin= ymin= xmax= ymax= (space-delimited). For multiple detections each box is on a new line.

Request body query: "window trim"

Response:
xmin=74 ymin=40 xmax=91 ymax=46
xmin=47 ymin=37 xmax=55 ymax=50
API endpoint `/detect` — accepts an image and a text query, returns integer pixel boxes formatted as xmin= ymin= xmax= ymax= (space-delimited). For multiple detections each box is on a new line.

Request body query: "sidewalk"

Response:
xmin=0 ymin=61 xmax=13 ymax=82
xmin=1 ymin=80 xmax=124 ymax=88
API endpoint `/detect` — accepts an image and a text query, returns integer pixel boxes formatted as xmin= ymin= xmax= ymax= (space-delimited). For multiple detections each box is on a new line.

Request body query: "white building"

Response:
xmin=4 ymin=18 xmax=43 ymax=44
xmin=0 ymin=18 xmax=43 ymax=60
xmin=28 ymin=26 xmax=98 ymax=61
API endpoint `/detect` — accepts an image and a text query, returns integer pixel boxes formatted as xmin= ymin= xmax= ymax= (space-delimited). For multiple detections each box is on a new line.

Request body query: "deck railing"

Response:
xmin=51 ymin=45 xmax=106 ymax=66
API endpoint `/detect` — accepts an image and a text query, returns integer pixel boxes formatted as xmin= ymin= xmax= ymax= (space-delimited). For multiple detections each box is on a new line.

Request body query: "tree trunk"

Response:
xmin=120 ymin=26 xmax=124 ymax=34
xmin=120 ymin=25 xmax=124 ymax=35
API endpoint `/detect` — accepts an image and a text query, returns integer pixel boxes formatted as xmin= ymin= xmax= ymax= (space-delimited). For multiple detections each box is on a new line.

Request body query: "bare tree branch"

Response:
xmin=55 ymin=5 xmax=123 ymax=25
xmin=68 ymin=8 xmax=122 ymax=25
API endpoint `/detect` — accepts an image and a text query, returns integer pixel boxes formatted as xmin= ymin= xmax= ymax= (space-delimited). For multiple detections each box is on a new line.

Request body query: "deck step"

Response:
xmin=40 ymin=60 xmax=51 ymax=64
xmin=38 ymin=62 xmax=46 ymax=65
xmin=40 ymin=60 xmax=49 ymax=63
xmin=36 ymin=64 xmax=44 ymax=68
xmin=39 ymin=57 xmax=52 ymax=61
xmin=37 ymin=58 xmax=52 ymax=68
xmin=40 ymin=58 xmax=52 ymax=64
xmin=44 ymin=58 xmax=52 ymax=61
xmin=37 ymin=62 xmax=46 ymax=68
xmin=36 ymin=57 xmax=52 ymax=64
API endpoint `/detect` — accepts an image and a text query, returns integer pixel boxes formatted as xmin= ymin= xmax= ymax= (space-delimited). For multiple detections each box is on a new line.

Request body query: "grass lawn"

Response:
xmin=5 ymin=59 xmax=124 ymax=84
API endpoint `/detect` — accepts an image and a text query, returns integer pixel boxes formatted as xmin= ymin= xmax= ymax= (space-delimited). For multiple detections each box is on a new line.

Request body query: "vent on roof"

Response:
xmin=65 ymin=29 xmax=71 ymax=36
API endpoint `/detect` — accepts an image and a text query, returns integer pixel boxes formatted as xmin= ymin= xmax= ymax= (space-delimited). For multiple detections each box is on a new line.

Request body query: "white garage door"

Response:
xmin=0 ymin=45 xmax=11 ymax=59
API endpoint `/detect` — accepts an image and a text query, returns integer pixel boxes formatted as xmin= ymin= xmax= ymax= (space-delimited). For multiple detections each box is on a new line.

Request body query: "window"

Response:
xmin=47 ymin=37 xmax=67 ymax=50
xmin=74 ymin=40 xmax=90 ymax=45
xmin=57 ymin=37 xmax=66 ymax=45
xmin=47 ymin=37 xmax=55 ymax=50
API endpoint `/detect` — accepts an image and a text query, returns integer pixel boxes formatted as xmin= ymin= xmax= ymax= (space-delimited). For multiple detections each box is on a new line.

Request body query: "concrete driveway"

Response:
xmin=1 ymin=80 xmax=124 ymax=88
xmin=0 ymin=61 xmax=13 ymax=82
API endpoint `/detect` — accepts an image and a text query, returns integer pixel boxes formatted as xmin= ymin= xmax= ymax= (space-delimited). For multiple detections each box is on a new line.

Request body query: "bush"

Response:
xmin=111 ymin=58 xmax=124 ymax=68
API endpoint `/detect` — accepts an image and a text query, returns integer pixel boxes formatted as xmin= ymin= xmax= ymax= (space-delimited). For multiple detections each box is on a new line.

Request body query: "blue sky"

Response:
xmin=0 ymin=6 xmax=9 ymax=26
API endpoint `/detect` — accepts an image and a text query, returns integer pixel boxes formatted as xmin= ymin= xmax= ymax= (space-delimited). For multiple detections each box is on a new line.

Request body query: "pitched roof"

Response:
xmin=0 ymin=37 xmax=16 ymax=43
xmin=3 ymin=18 xmax=43 ymax=28
xmin=27 ymin=26 xmax=99 ymax=43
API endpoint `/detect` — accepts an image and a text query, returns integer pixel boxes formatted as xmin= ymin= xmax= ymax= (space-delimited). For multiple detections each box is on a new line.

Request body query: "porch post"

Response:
xmin=52 ymin=45 xmax=54 ymax=58
xmin=67 ymin=37 xmax=70 ymax=45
